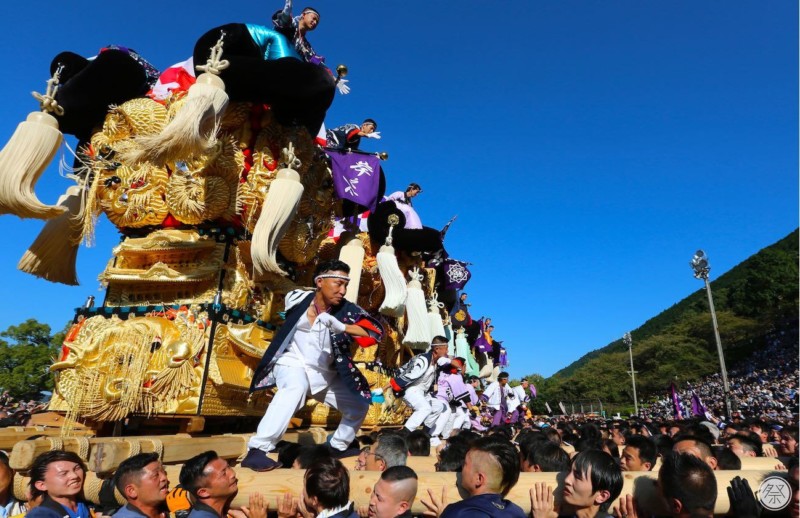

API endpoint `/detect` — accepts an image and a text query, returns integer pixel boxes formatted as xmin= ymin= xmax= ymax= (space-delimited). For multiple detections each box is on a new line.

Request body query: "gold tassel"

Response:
xmin=252 ymin=145 xmax=305 ymax=277
xmin=0 ymin=111 xmax=65 ymax=219
xmin=377 ymin=225 xmax=407 ymax=317
xmin=17 ymin=185 xmax=83 ymax=285
xmin=402 ymin=268 xmax=431 ymax=350
xmin=338 ymin=236 xmax=364 ymax=303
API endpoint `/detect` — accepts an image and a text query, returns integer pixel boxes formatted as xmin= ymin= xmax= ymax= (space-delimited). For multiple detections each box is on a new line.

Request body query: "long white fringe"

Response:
xmin=251 ymin=168 xmax=304 ymax=277
xmin=0 ymin=112 xmax=65 ymax=219
xmin=17 ymin=185 xmax=83 ymax=285
xmin=125 ymin=74 xmax=228 ymax=164
xmin=377 ymin=242 xmax=407 ymax=317
xmin=402 ymin=268 xmax=431 ymax=350
xmin=339 ymin=237 xmax=364 ymax=303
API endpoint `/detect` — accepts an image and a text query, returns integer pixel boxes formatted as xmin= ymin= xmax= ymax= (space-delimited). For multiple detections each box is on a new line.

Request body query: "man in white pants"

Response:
xmin=243 ymin=259 xmax=383 ymax=471
xmin=389 ymin=337 xmax=449 ymax=441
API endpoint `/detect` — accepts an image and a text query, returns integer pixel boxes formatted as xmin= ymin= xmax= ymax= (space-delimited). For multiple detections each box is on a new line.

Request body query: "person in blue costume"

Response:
xmin=26 ymin=451 xmax=94 ymax=518
xmin=427 ymin=437 xmax=526 ymax=518
xmin=192 ymin=15 xmax=337 ymax=135
xmin=242 ymin=259 xmax=383 ymax=471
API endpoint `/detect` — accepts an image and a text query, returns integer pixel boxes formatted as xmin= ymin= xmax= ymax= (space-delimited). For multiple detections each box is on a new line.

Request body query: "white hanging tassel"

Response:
xmin=477 ymin=351 xmax=495 ymax=379
xmin=17 ymin=185 xmax=83 ymax=285
xmin=455 ymin=328 xmax=479 ymax=377
xmin=338 ymin=236 xmax=364 ymax=303
xmin=126 ymin=35 xmax=230 ymax=165
xmin=377 ymin=223 xmax=406 ymax=317
xmin=402 ymin=267 xmax=432 ymax=350
xmin=428 ymin=292 xmax=446 ymax=339
xmin=0 ymin=69 xmax=68 ymax=219
xmin=444 ymin=324 xmax=455 ymax=357
xmin=251 ymin=144 xmax=304 ymax=277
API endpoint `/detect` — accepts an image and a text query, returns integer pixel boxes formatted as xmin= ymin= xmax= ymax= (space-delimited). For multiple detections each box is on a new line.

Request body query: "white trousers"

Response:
xmin=432 ymin=402 xmax=455 ymax=438
xmin=452 ymin=406 xmax=470 ymax=430
xmin=403 ymin=388 xmax=445 ymax=431
xmin=248 ymin=364 xmax=370 ymax=452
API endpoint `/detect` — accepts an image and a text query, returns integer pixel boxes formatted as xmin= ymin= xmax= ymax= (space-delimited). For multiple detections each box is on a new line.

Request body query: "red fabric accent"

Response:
xmin=390 ymin=378 xmax=401 ymax=392
xmin=162 ymin=214 xmax=181 ymax=228
xmin=354 ymin=335 xmax=377 ymax=347
xmin=346 ymin=128 xmax=360 ymax=140
xmin=355 ymin=318 xmax=380 ymax=335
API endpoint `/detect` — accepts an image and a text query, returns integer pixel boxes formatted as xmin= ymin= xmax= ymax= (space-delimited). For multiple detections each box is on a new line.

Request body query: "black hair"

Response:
xmin=625 ymin=435 xmax=657 ymax=468
xmin=570 ymin=450 xmax=623 ymax=508
xmin=381 ymin=465 xmax=417 ymax=483
xmin=0 ymin=450 xmax=8 ymax=467
xmin=362 ymin=118 xmax=377 ymax=130
xmin=431 ymin=336 xmax=448 ymax=347
xmin=435 ymin=443 xmax=468 ymax=472
xmin=277 ymin=442 xmax=303 ymax=468
xmin=113 ymin=452 xmax=160 ymax=494
xmin=468 ymin=437 xmax=520 ymax=497
xmin=314 ymin=259 xmax=350 ymax=278
xmin=714 ymin=447 xmax=742 ymax=470
xmin=727 ymin=433 xmax=762 ymax=456
xmin=672 ymin=434 xmax=716 ymax=462
xmin=179 ymin=451 xmax=219 ymax=496
xmin=659 ymin=452 xmax=717 ymax=516
xmin=294 ymin=445 xmax=331 ymax=469
xmin=304 ymin=457 xmax=349 ymax=510
xmin=407 ymin=430 xmax=431 ymax=457
xmin=30 ymin=450 xmax=87 ymax=498
xmin=652 ymin=433 xmax=674 ymax=460
xmin=498 ymin=372 xmax=509 ymax=380
xmin=526 ymin=441 xmax=570 ymax=472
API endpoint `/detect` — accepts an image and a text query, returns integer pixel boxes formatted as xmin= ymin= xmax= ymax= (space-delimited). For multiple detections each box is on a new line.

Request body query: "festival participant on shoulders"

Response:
xmin=112 ymin=453 xmax=170 ymax=518
xmin=384 ymin=184 xmax=423 ymax=229
xmin=366 ymin=466 xmax=418 ymax=518
xmin=326 ymin=119 xmax=380 ymax=151
xmin=619 ymin=435 xmax=656 ymax=472
xmin=244 ymin=259 xmax=383 ymax=471
xmin=423 ymin=437 xmax=526 ymax=517
xmin=389 ymin=337 xmax=449 ymax=442
xmin=0 ymin=451 xmax=25 ymax=518
xmin=26 ymin=451 xmax=93 ymax=518
xmin=481 ymin=372 xmax=513 ymax=428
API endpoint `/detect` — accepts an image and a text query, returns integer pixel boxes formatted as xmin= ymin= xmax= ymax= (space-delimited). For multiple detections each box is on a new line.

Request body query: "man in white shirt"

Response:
xmin=481 ymin=372 xmax=513 ymax=427
xmin=509 ymin=379 xmax=531 ymax=424
xmin=389 ymin=337 xmax=449 ymax=440
xmin=244 ymin=260 xmax=383 ymax=471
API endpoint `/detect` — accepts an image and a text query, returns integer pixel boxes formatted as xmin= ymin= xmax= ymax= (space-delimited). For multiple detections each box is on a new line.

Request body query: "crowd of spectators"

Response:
xmin=0 ymin=391 xmax=47 ymax=427
xmin=640 ymin=326 xmax=798 ymax=425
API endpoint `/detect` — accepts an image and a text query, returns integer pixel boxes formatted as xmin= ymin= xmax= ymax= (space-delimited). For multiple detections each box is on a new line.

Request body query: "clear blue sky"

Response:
xmin=0 ymin=2 xmax=796 ymax=378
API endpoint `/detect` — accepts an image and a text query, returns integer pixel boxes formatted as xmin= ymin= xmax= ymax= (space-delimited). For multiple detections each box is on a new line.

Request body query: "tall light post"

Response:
xmin=623 ymin=332 xmax=639 ymax=416
xmin=690 ymin=250 xmax=733 ymax=419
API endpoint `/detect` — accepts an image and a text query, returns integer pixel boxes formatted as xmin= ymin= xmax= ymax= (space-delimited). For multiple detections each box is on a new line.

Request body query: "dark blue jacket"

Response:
xmin=440 ymin=494 xmax=526 ymax=518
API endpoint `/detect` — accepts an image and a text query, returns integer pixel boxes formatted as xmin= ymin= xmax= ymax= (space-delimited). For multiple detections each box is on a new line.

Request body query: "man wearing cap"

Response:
xmin=482 ymin=372 xmax=514 ymax=428
xmin=244 ymin=259 xmax=384 ymax=471
xmin=389 ymin=337 xmax=449 ymax=437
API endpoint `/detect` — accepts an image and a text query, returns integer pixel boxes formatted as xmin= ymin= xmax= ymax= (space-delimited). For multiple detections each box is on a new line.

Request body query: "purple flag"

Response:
xmin=530 ymin=385 xmax=537 ymax=398
xmin=443 ymin=258 xmax=471 ymax=291
xmin=326 ymin=150 xmax=382 ymax=211
xmin=690 ymin=390 xmax=707 ymax=417
xmin=670 ymin=382 xmax=684 ymax=420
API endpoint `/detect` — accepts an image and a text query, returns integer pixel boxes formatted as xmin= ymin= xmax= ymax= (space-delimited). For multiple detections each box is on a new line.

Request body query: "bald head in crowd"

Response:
xmin=368 ymin=466 xmax=418 ymax=518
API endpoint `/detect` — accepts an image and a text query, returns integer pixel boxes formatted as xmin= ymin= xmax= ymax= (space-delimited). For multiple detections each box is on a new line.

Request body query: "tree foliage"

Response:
xmin=0 ymin=319 xmax=67 ymax=399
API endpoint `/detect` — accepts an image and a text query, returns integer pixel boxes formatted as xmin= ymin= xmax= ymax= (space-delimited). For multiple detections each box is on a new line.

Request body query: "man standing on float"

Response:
xmin=243 ymin=259 xmax=383 ymax=471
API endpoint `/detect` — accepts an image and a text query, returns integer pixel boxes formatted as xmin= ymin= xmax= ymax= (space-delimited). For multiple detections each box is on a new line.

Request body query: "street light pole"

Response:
xmin=690 ymin=250 xmax=733 ymax=419
xmin=623 ymin=332 xmax=639 ymax=416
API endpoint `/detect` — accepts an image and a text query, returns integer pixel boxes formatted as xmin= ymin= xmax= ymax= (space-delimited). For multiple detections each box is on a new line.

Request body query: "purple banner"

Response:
xmin=326 ymin=150 xmax=382 ymax=211
xmin=690 ymin=390 xmax=707 ymax=417
xmin=670 ymin=382 xmax=684 ymax=420
xmin=443 ymin=258 xmax=472 ymax=291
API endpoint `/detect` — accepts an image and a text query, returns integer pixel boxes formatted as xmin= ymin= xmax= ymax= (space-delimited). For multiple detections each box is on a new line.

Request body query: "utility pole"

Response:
xmin=623 ymin=332 xmax=639 ymax=416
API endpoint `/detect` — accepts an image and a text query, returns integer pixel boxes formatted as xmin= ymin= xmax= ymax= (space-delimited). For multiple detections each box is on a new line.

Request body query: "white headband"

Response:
xmin=315 ymin=274 xmax=350 ymax=283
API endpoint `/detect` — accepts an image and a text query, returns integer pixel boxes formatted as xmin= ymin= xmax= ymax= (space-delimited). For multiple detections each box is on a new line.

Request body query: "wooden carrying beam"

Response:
xmin=13 ymin=468 xmax=780 ymax=516
xmin=0 ymin=429 xmax=94 ymax=452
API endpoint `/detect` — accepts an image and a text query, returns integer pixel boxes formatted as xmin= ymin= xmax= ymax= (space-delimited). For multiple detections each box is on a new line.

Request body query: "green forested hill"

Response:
xmin=528 ymin=230 xmax=799 ymax=414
